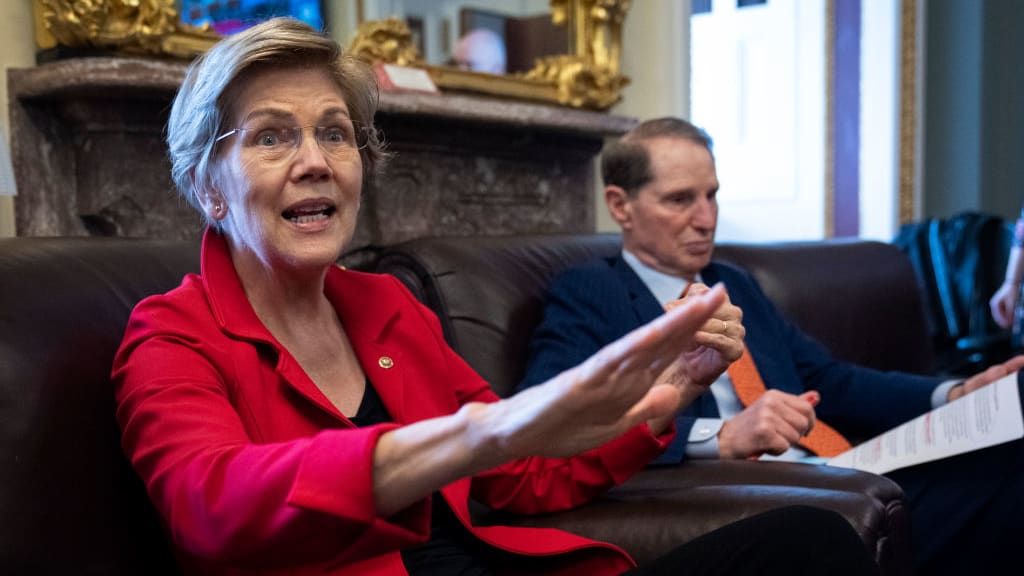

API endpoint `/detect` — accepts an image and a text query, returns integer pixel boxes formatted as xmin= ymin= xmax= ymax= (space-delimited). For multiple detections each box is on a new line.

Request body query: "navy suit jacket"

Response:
xmin=519 ymin=254 xmax=943 ymax=463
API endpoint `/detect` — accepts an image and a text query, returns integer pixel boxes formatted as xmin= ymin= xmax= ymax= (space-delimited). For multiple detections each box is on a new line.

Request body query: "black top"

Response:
xmin=350 ymin=380 xmax=493 ymax=575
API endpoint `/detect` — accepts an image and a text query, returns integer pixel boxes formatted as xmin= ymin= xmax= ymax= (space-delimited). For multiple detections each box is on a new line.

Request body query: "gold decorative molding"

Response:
xmin=34 ymin=0 xmax=631 ymax=110
xmin=34 ymin=0 xmax=217 ymax=59
xmin=350 ymin=0 xmax=632 ymax=110
xmin=347 ymin=17 xmax=423 ymax=67
xmin=898 ymin=0 xmax=919 ymax=225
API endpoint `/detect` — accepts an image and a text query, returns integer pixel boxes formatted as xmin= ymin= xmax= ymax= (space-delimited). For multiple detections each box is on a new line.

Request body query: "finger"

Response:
xmin=666 ymin=283 xmax=711 ymax=311
xmin=1002 ymin=354 xmax=1024 ymax=373
xmin=766 ymin=393 xmax=817 ymax=440
xmin=686 ymin=283 xmax=711 ymax=297
xmin=774 ymin=411 xmax=811 ymax=445
xmin=691 ymin=332 xmax=745 ymax=361
xmin=962 ymin=359 xmax=1021 ymax=394
xmin=800 ymin=390 xmax=820 ymax=407
xmin=991 ymin=300 xmax=1010 ymax=327
xmin=589 ymin=285 xmax=727 ymax=380
xmin=623 ymin=383 xmax=683 ymax=427
xmin=797 ymin=391 xmax=819 ymax=434
xmin=635 ymin=286 xmax=728 ymax=372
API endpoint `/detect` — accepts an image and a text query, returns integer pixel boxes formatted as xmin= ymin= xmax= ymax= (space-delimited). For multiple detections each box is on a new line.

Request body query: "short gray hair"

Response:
xmin=167 ymin=17 xmax=385 ymax=223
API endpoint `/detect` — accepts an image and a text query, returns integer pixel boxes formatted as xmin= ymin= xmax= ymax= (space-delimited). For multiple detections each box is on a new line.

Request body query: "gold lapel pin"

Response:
xmin=378 ymin=356 xmax=394 ymax=369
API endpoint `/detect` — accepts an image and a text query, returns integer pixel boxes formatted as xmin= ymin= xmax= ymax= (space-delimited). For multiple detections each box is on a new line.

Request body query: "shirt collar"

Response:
xmin=199 ymin=228 xmax=398 ymax=345
xmin=621 ymin=249 xmax=702 ymax=306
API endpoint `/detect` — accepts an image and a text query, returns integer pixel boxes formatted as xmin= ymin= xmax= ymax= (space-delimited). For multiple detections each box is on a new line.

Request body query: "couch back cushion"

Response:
xmin=715 ymin=239 xmax=935 ymax=374
xmin=376 ymin=235 xmax=935 ymax=398
xmin=0 ymin=237 xmax=199 ymax=574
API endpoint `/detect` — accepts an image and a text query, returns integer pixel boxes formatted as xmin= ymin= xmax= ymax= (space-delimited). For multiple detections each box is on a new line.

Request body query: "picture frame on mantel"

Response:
xmin=31 ymin=0 xmax=632 ymax=111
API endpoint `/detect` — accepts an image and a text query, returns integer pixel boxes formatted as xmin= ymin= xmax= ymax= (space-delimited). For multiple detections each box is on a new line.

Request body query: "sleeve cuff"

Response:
xmin=287 ymin=424 xmax=431 ymax=543
xmin=685 ymin=418 xmax=723 ymax=459
xmin=931 ymin=379 xmax=962 ymax=407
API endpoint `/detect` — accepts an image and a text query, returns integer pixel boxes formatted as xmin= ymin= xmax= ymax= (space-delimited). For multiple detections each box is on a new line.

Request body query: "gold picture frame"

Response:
xmin=33 ymin=0 xmax=219 ymax=59
xmin=33 ymin=0 xmax=631 ymax=111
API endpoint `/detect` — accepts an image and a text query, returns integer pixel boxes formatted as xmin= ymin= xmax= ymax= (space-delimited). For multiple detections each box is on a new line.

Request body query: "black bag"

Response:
xmin=893 ymin=212 xmax=1014 ymax=376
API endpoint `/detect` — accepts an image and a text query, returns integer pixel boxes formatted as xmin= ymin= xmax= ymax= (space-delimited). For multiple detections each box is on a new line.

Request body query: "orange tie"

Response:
xmin=726 ymin=347 xmax=852 ymax=457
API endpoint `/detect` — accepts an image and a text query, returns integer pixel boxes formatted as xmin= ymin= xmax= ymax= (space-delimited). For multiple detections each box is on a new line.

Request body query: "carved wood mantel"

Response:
xmin=8 ymin=57 xmax=635 ymax=249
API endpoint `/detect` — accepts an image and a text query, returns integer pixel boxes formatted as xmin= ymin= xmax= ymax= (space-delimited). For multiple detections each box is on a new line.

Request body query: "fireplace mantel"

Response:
xmin=9 ymin=57 xmax=635 ymax=248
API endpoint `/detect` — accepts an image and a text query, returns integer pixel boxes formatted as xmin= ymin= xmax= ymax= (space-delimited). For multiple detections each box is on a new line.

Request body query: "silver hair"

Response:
xmin=166 ymin=17 xmax=385 ymax=225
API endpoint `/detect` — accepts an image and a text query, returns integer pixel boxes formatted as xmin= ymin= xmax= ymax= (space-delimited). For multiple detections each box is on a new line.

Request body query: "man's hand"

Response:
xmin=647 ymin=283 xmax=745 ymax=435
xmin=717 ymin=390 xmax=819 ymax=459
xmin=948 ymin=354 xmax=1024 ymax=401
xmin=989 ymin=281 xmax=1020 ymax=329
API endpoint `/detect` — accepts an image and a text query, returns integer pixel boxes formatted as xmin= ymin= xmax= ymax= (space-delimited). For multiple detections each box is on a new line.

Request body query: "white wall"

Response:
xmin=858 ymin=0 xmax=901 ymax=241
xmin=690 ymin=0 xmax=827 ymax=242
xmin=0 ymin=1 xmax=36 ymax=237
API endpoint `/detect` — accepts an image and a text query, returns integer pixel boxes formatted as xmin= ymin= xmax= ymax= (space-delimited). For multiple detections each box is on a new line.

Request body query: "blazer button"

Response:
xmin=378 ymin=356 xmax=394 ymax=369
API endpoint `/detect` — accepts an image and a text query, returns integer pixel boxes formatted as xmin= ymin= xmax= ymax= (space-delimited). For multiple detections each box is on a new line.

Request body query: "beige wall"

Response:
xmin=1 ymin=1 xmax=37 ymax=237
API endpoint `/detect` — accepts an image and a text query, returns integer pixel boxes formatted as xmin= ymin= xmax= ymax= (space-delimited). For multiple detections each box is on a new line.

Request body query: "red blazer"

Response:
xmin=112 ymin=231 xmax=674 ymax=575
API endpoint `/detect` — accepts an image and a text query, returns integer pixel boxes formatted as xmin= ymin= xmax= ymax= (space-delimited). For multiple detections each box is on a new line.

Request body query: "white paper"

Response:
xmin=381 ymin=64 xmax=439 ymax=93
xmin=828 ymin=373 xmax=1023 ymax=474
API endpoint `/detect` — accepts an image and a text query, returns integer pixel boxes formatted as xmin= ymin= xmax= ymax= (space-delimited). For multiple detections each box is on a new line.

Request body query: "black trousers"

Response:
xmin=625 ymin=506 xmax=878 ymax=576
xmin=887 ymin=429 xmax=1024 ymax=574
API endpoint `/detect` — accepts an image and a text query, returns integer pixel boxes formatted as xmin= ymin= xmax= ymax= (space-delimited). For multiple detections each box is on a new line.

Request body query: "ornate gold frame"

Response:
xmin=348 ymin=1 xmax=631 ymax=110
xmin=898 ymin=0 xmax=920 ymax=225
xmin=33 ymin=0 xmax=631 ymax=111
xmin=33 ymin=0 xmax=218 ymax=59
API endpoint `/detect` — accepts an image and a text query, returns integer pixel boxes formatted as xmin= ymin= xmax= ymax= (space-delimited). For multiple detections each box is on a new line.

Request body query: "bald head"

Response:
xmin=453 ymin=28 xmax=506 ymax=74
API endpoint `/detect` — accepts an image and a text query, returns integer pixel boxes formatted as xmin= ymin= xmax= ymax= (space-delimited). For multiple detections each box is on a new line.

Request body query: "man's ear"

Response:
xmin=605 ymin=185 xmax=633 ymax=230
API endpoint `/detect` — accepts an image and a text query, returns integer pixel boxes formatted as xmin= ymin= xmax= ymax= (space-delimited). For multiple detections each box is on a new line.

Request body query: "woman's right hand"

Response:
xmin=990 ymin=280 xmax=1020 ymax=329
xmin=372 ymin=285 xmax=725 ymax=516
xmin=487 ymin=284 xmax=727 ymax=460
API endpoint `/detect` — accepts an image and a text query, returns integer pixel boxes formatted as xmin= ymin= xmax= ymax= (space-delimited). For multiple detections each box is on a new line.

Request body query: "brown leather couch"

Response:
xmin=376 ymin=233 xmax=931 ymax=574
xmin=0 ymin=234 xmax=922 ymax=574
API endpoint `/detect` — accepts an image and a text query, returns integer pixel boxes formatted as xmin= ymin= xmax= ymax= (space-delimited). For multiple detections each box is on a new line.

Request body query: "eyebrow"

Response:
xmin=239 ymin=106 xmax=353 ymax=126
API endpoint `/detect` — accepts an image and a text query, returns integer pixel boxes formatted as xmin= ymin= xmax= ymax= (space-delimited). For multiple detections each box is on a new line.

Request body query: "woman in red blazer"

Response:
xmin=111 ymin=17 xmax=876 ymax=576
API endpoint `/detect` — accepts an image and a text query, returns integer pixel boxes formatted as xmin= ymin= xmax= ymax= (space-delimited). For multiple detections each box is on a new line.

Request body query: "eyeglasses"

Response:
xmin=214 ymin=124 xmax=363 ymax=164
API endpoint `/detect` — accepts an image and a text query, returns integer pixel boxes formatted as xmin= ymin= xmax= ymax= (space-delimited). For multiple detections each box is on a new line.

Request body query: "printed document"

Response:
xmin=828 ymin=373 xmax=1023 ymax=474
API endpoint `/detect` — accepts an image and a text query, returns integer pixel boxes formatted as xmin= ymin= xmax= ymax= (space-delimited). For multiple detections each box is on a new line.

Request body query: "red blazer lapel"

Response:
xmin=326 ymin=267 xmax=408 ymax=423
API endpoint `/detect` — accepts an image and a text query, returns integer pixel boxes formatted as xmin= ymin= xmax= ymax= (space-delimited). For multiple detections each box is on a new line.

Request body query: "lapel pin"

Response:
xmin=378 ymin=356 xmax=394 ymax=369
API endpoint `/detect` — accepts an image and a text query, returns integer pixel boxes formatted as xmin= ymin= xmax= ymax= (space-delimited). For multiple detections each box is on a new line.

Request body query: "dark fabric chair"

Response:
xmin=376 ymin=233 xmax=920 ymax=574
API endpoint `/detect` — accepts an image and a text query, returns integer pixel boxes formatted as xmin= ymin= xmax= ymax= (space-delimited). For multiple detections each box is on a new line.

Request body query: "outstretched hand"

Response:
xmin=491 ymin=284 xmax=729 ymax=460
xmin=645 ymin=283 xmax=745 ymax=435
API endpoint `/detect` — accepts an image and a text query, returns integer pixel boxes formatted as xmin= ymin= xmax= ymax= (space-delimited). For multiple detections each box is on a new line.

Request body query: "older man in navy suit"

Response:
xmin=519 ymin=117 xmax=1024 ymax=576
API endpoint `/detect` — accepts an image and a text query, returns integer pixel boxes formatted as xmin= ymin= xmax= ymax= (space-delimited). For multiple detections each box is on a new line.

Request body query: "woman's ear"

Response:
xmin=195 ymin=184 xmax=227 ymax=222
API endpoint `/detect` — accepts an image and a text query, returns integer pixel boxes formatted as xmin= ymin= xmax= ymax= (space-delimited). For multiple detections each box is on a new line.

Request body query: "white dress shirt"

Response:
xmin=621 ymin=249 xmax=958 ymax=462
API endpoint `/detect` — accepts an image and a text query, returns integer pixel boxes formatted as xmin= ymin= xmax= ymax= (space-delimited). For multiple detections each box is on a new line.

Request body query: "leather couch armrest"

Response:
xmin=476 ymin=461 xmax=910 ymax=574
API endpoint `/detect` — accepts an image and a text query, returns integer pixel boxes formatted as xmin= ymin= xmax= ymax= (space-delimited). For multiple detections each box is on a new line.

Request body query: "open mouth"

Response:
xmin=282 ymin=201 xmax=337 ymax=224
